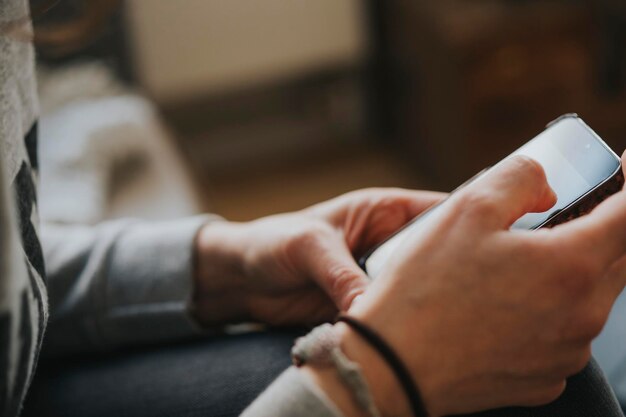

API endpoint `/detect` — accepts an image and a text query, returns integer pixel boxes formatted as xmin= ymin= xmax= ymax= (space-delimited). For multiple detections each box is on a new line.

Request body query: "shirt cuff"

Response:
xmin=101 ymin=214 xmax=220 ymax=348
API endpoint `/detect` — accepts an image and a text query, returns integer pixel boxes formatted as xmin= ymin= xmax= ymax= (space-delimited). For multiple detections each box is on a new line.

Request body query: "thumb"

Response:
xmin=303 ymin=234 xmax=370 ymax=311
xmin=455 ymin=155 xmax=557 ymax=230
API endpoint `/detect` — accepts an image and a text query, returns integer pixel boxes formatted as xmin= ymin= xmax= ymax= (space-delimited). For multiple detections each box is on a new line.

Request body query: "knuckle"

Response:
xmin=561 ymin=306 xmax=607 ymax=342
xmin=575 ymin=308 xmax=608 ymax=340
xmin=329 ymin=263 xmax=359 ymax=285
xmin=518 ymin=234 xmax=552 ymax=263
xmin=554 ymin=348 xmax=592 ymax=377
xmin=455 ymin=191 xmax=499 ymax=218
xmin=560 ymin=230 xmax=606 ymax=274
xmin=525 ymin=381 xmax=567 ymax=406
xmin=328 ymin=265 xmax=360 ymax=300
xmin=512 ymin=155 xmax=546 ymax=183
xmin=343 ymin=188 xmax=370 ymax=201
xmin=284 ymin=222 xmax=327 ymax=258
xmin=346 ymin=187 xmax=387 ymax=201
xmin=296 ymin=222 xmax=330 ymax=245
xmin=570 ymin=349 xmax=593 ymax=374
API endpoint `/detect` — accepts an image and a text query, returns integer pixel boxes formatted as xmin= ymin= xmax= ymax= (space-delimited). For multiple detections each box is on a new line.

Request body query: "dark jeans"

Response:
xmin=22 ymin=331 xmax=624 ymax=417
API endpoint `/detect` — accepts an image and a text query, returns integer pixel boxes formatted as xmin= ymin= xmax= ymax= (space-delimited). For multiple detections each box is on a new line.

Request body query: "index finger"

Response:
xmin=551 ymin=150 xmax=626 ymax=267
xmin=452 ymin=155 xmax=557 ymax=230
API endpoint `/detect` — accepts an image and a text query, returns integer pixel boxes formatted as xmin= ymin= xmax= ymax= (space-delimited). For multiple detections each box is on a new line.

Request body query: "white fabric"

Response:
xmin=242 ymin=367 xmax=345 ymax=417
xmin=37 ymin=63 xmax=201 ymax=224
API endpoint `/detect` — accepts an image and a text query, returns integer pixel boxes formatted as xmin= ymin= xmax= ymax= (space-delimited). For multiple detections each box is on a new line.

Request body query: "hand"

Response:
xmin=336 ymin=153 xmax=626 ymax=417
xmin=191 ymin=188 xmax=445 ymax=326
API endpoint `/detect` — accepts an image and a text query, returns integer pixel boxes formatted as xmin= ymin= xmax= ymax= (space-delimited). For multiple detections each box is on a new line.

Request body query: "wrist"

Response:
xmin=300 ymin=322 xmax=413 ymax=417
xmin=336 ymin=322 xmax=412 ymax=417
xmin=191 ymin=221 xmax=251 ymax=324
xmin=349 ymin=300 xmax=446 ymax=417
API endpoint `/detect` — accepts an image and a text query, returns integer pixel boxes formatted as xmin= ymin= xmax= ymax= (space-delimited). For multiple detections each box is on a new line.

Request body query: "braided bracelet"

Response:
xmin=291 ymin=324 xmax=382 ymax=417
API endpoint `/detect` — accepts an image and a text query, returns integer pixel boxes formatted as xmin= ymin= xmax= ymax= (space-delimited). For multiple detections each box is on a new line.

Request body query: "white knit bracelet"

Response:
xmin=291 ymin=324 xmax=382 ymax=417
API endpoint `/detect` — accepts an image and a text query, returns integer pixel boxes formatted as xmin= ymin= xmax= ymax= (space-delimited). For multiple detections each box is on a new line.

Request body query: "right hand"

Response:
xmin=344 ymin=153 xmax=626 ymax=417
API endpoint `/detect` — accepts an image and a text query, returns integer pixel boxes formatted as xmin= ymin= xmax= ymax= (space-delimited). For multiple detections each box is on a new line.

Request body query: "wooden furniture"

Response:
xmin=381 ymin=0 xmax=626 ymax=189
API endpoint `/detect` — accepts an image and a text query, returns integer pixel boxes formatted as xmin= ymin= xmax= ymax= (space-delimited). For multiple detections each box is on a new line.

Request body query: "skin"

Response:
xmin=192 ymin=152 xmax=626 ymax=417
xmin=192 ymin=188 xmax=445 ymax=326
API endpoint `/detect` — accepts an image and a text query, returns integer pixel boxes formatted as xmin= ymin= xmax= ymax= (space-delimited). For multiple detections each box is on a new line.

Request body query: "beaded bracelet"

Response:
xmin=291 ymin=324 xmax=382 ymax=417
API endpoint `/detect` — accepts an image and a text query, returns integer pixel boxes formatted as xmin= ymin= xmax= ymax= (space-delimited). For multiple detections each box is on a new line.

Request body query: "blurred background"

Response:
xmin=33 ymin=0 xmax=626 ymax=222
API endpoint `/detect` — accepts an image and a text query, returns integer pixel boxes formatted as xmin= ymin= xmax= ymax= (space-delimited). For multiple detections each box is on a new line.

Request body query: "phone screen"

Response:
xmin=363 ymin=116 xmax=621 ymax=279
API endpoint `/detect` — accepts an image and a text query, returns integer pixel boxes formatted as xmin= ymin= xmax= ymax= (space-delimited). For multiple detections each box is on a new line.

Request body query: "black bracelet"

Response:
xmin=336 ymin=314 xmax=429 ymax=417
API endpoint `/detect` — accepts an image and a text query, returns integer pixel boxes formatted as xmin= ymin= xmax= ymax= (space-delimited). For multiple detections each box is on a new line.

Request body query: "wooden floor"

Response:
xmin=201 ymin=145 xmax=430 ymax=221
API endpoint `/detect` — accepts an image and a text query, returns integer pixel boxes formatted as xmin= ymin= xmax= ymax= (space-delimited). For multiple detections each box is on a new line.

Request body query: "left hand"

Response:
xmin=191 ymin=188 xmax=445 ymax=326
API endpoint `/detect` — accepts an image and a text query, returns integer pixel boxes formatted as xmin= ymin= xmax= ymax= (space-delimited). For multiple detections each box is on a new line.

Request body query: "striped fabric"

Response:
xmin=0 ymin=0 xmax=48 ymax=415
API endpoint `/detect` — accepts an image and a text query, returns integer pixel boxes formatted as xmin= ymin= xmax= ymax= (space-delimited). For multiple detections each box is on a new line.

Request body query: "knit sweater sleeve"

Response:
xmin=242 ymin=367 xmax=345 ymax=417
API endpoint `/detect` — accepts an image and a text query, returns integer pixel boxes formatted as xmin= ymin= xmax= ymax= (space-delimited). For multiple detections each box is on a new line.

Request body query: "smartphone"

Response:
xmin=361 ymin=114 xmax=625 ymax=279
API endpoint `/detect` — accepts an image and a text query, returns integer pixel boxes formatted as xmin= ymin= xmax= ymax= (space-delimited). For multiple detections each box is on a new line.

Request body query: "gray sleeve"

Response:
xmin=242 ymin=367 xmax=345 ymax=417
xmin=41 ymin=215 xmax=220 ymax=356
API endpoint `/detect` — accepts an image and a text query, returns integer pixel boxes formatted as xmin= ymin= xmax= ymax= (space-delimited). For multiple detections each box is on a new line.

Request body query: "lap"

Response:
xmin=22 ymin=331 xmax=297 ymax=417
xmin=22 ymin=331 xmax=623 ymax=417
